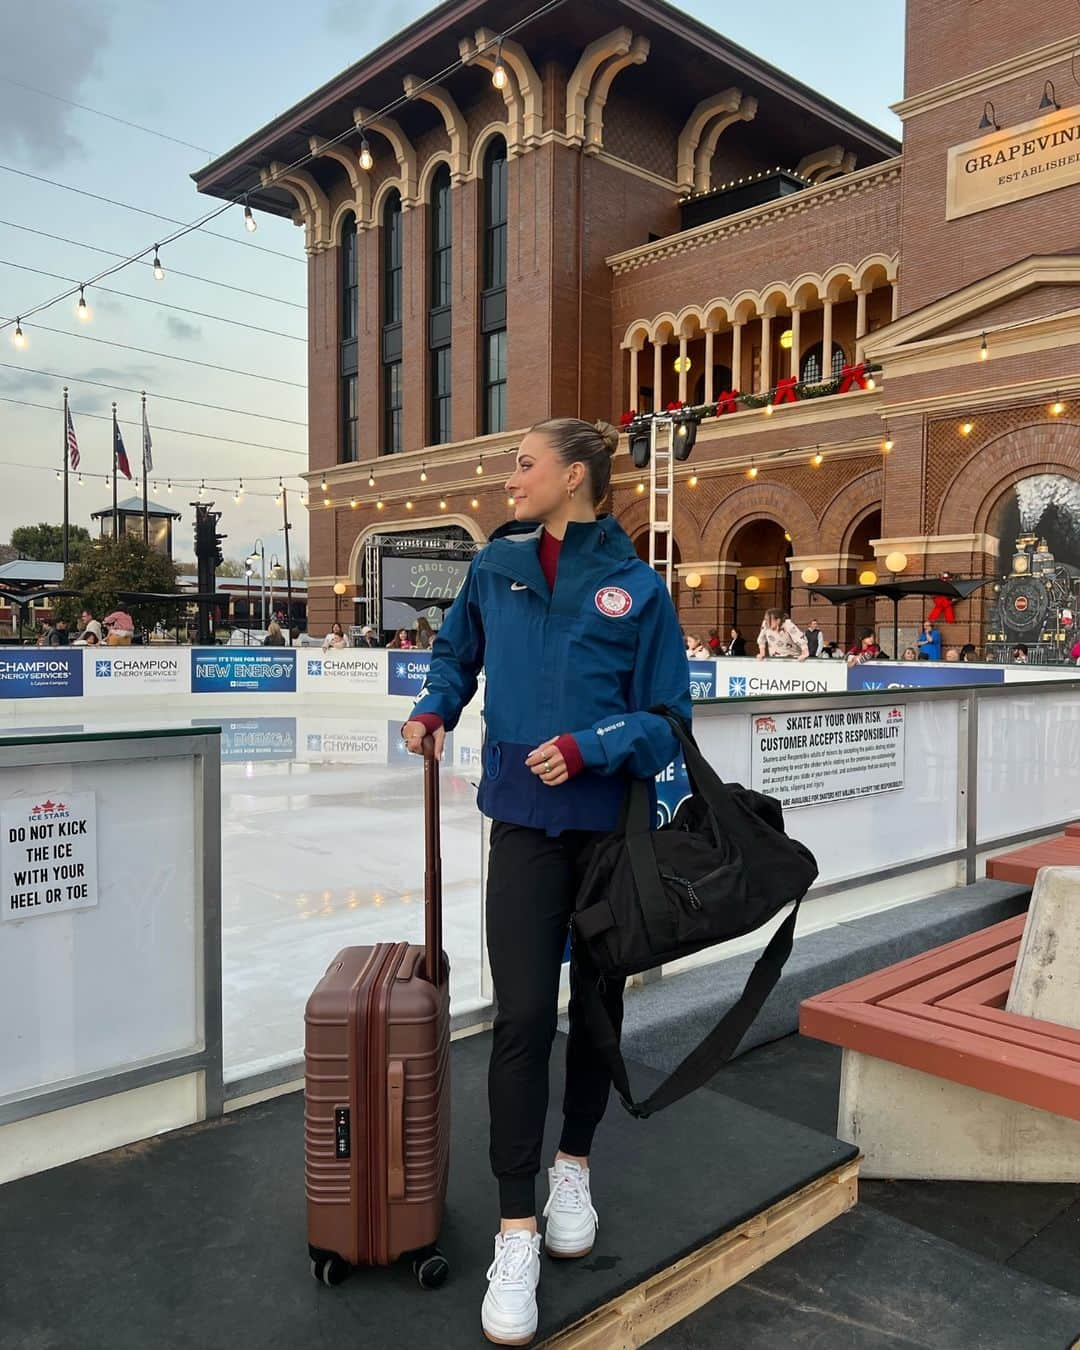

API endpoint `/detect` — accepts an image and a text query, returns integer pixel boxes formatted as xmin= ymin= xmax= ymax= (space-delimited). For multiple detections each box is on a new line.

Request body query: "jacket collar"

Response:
xmin=480 ymin=515 xmax=636 ymax=602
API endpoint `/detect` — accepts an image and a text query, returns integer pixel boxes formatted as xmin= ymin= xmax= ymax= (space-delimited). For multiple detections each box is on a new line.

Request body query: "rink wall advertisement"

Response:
xmin=0 ymin=648 xmax=1072 ymax=702
xmin=2 ymin=790 xmax=98 ymax=922
xmin=750 ymin=705 xmax=905 ymax=810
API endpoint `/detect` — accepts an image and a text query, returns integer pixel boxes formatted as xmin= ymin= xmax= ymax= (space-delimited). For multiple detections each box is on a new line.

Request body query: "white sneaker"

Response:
xmin=482 ymin=1229 xmax=542 ymax=1346
xmin=543 ymin=1159 xmax=598 ymax=1259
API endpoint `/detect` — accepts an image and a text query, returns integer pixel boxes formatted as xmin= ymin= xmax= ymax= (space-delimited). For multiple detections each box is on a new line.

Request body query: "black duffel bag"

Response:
xmin=571 ymin=710 xmax=818 ymax=1118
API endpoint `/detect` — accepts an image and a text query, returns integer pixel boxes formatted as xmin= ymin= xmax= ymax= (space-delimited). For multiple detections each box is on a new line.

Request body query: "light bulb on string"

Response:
xmin=1051 ymin=395 xmax=1065 ymax=416
xmin=152 ymin=247 xmax=164 ymax=281
xmin=811 ymin=450 xmax=824 ymax=467
xmin=12 ymin=319 xmax=25 ymax=348
xmin=78 ymin=474 xmax=84 ymax=486
xmin=359 ymin=137 xmax=374 ymax=172
xmin=979 ymin=332 xmax=988 ymax=361
xmin=475 ymin=457 xmax=484 ymax=475
xmin=763 ymin=401 xmax=773 ymax=416
xmin=367 ymin=472 xmax=376 ymax=488
xmin=243 ymin=203 xmax=257 ymax=233
xmin=492 ymin=42 xmax=508 ymax=90
xmin=470 ymin=498 xmax=479 ymax=509
xmin=350 ymin=497 xmax=357 ymax=509
xmin=376 ymin=499 xmax=384 ymax=511
xmin=747 ymin=463 xmax=758 ymax=479
xmin=105 ymin=473 xmax=111 ymax=487
xmin=300 ymin=492 xmax=308 ymax=506
xmin=405 ymin=500 xmax=414 ymax=511
xmin=198 ymin=479 xmax=205 ymax=497
xmin=320 ymin=474 xmax=327 ymax=492
xmin=76 ymin=286 xmax=91 ymax=322
xmin=167 ymin=479 xmax=173 ymax=493
xmin=439 ymin=499 xmax=447 ymax=511
xmin=152 ymin=481 xmax=158 ymax=493
xmin=636 ymin=480 xmax=646 ymax=494
xmin=419 ymin=463 xmax=428 ymax=483
xmin=55 ymin=469 xmax=61 ymax=482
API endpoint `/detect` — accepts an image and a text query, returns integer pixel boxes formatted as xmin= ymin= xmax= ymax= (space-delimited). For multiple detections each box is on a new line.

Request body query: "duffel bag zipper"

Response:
xmin=661 ymin=872 xmax=703 ymax=911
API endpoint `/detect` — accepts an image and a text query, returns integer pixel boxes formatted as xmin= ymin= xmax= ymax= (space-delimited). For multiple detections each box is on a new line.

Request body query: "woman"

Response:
xmin=263 ymin=620 xmax=286 ymax=647
xmin=685 ymin=633 xmax=710 ymax=659
xmin=727 ymin=627 xmax=747 ymax=657
xmin=401 ymin=419 xmax=690 ymax=1346
xmin=415 ymin=615 xmax=435 ymax=651
xmin=387 ymin=628 xmax=414 ymax=650
xmin=901 ymin=645 xmax=918 ymax=662
xmin=847 ymin=629 xmax=880 ymax=666
xmin=916 ymin=619 xmax=941 ymax=661
xmin=321 ymin=622 xmax=349 ymax=651
xmin=756 ymin=609 xmax=809 ymax=661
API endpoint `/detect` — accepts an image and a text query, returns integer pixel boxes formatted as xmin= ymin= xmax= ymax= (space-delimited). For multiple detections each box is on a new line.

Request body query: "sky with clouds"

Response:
xmin=0 ymin=0 xmax=904 ymax=564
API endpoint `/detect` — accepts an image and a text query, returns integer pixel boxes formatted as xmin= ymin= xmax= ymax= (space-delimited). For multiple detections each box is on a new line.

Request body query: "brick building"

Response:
xmin=196 ymin=0 xmax=1080 ymax=655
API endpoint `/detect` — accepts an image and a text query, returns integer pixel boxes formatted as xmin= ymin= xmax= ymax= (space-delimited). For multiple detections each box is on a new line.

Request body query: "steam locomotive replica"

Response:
xmin=984 ymin=534 xmax=1080 ymax=664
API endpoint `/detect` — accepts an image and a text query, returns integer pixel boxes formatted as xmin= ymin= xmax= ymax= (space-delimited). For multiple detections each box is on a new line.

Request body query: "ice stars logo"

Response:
xmin=96 ymin=660 xmax=111 ymax=677
xmin=594 ymin=586 xmax=633 ymax=618
xmin=307 ymin=660 xmax=323 ymax=676
xmin=728 ymin=675 xmax=748 ymax=697
xmin=395 ymin=661 xmax=408 ymax=679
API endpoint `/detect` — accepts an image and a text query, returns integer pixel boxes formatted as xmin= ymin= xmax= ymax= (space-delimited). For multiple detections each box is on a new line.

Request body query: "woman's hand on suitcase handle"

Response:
xmin=525 ymin=738 xmax=568 ymax=787
xmin=402 ymin=720 xmax=446 ymax=761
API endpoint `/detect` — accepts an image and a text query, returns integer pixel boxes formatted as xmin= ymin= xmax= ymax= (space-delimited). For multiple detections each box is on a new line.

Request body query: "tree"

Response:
xmin=55 ymin=535 xmax=179 ymax=631
xmin=217 ymin=558 xmax=248 ymax=577
xmin=11 ymin=522 xmax=92 ymax=564
xmin=291 ymin=554 xmax=309 ymax=580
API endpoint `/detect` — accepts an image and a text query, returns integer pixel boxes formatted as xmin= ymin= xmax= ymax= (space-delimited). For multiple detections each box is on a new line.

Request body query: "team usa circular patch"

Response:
xmin=595 ymin=586 xmax=633 ymax=618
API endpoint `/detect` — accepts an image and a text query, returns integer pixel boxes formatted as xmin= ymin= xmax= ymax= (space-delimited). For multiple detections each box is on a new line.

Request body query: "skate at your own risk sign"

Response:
xmin=2 ymin=791 xmax=99 ymax=921
xmin=750 ymin=705 xmax=905 ymax=810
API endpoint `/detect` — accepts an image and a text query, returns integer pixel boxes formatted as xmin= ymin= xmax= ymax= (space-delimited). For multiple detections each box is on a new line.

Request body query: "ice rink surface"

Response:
xmin=1 ymin=697 xmax=487 ymax=1082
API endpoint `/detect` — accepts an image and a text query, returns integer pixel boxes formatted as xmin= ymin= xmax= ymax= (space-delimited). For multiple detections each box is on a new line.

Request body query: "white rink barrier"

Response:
xmin=1 ymin=646 xmax=1075 ymax=702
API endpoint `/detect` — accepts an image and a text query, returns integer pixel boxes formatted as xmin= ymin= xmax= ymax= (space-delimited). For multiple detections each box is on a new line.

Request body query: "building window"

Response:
xmin=339 ymin=212 xmax=358 ymax=463
xmin=429 ymin=165 xmax=452 ymax=444
xmin=481 ymin=139 xmax=508 ymax=434
xmin=801 ymin=342 xmax=846 ymax=384
xmin=382 ymin=191 xmax=403 ymax=454
xmin=483 ymin=330 xmax=507 ymax=435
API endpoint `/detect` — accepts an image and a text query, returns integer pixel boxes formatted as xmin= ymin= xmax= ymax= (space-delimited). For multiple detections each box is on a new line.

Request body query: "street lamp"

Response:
xmin=244 ymin=562 xmax=253 ymax=636
xmin=247 ymin=539 xmax=267 ymax=630
xmin=269 ymin=555 xmax=283 ymax=626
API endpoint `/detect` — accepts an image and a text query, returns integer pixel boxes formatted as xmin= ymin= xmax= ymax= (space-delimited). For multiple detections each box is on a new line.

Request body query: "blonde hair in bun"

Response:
xmin=529 ymin=416 xmax=620 ymax=506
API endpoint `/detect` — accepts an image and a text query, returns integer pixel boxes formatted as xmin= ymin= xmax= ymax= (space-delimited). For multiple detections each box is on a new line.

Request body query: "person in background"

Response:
xmin=415 ymin=615 xmax=435 ymax=650
xmin=804 ymin=619 xmax=823 ymax=658
xmin=820 ymin=641 xmax=841 ymax=659
xmin=706 ymin=627 xmax=723 ymax=656
xmin=1011 ymin=645 xmax=1028 ymax=663
xmin=289 ymin=625 xmax=302 ymax=646
xmin=727 ymin=627 xmax=746 ymax=657
xmin=387 ymin=628 xmax=414 ymax=650
xmin=685 ymin=633 xmax=710 ymax=659
xmin=263 ymin=620 xmax=286 ymax=647
xmin=757 ymin=609 xmax=809 ymax=661
xmin=84 ymin=631 xmax=99 ymax=646
xmin=1070 ymin=637 xmax=1080 ymax=664
xmin=76 ymin=609 xmax=103 ymax=644
xmin=960 ymin=643 xmax=978 ymax=663
xmin=917 ymin=619 xmax=941 ymax=661
xmin=322 ymin=622 xmax=349 ymax=651
xmin=356 ymin=625 xmax=380 ymax=649
xmin=901 ymin=646 xmax=918 ymax=661
xmin=944 ymin=646 xmax=961 ymax=662
xmin=846 ymin=629 xmax=880 ymax=666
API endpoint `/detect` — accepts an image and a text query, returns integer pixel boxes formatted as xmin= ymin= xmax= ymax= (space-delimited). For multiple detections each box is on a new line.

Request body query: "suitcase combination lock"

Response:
xmin=334 ymin=1106 xmax=351 ymax=1159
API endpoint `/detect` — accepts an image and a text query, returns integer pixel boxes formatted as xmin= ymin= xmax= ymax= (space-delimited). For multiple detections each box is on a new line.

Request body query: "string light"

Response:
xmin=688 ymin=474 xmax=698 ymax=487
xmin=55 ymin=469 xmax=61 ymax=481
xmin=763 ymin=402 xmax=773 ymax=416
xmin=979 ymin=332 xmax=988 ymax=360
xmin=167 ymin=479 xmax=173 ymax=492
xmin=492 ymin=43 xmax=508 ymax=90
xmin=439 ymin=499 xmax=447 ymax=510
xmin=475 ymin=457 xmax=484 ymax=475
xmin=76 ymin=286 xmax=90 ymax=322
xmin=1051 ymin=395 xmax=1065 ymax=416
xmin=234 ymin=485 xmax=241 ymax=503
xmin=865 ymin=372 xmax=876 ymax=389
xmin=376 ymin=499 xmax=384 ymax=510
xmin=359 ymin=137 xmax=374 ymax=171
xmin=300 ymin=492 xmax=308 ymax=505
xmin=405 ymin=500 xmax=414 ymax=511
xmin=960 ymin=420 xmax=973 ymax=435
xmin=368 ymin=471 xmax=376 ymax=488
xmin=320 ymin=474 xmax=327 ymax=492
xmin=747 ymin=463 xmax=758 ymax=479
xmin=323 ymin=495 xmax=330 ymax=507
xmin=152 ymin=481 xmax=158 ymax=493
xmin=198 ymin=479 xmax=205 ymax=496
xmin=881 ymin=423 xmax=894 ymax=452
xmin=78 ymin=473 xmax=83 ymax=486
xmin=243 ymin=204 xmax=257 ymax=233
xmin=811 ymin=450 xmax=824 ymax=467
xmin=470 ymin=497 xmax=479 ymax=509
xmin=419 ymin=463 xmax=428 ymax=482
xmin=350 ymin=496 xmax=357 ymax=508
xmin=636 ymin=480 xmax=646 ymax=494
xmin=152 ymin=247 xmax=164 ymax=281
xmin=105 ymin=473 xmax=110 ymax=487
xmin=12 ymin=319 xmax=25 ymax=348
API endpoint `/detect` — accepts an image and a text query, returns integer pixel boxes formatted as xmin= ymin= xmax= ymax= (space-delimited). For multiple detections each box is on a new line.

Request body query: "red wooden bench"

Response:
xmin=800 ymin=913 xmax=1080 ymax=1120
xmin=985 ymin=835 xmax=1080 ymax=886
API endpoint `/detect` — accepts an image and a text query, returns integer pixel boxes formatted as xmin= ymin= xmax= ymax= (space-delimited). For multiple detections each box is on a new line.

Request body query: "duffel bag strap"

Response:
xmin=575 ymin=899 xmax=800 ymax=1119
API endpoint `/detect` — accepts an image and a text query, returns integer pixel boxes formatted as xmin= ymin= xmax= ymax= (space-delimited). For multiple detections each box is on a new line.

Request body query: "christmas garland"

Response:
xmin=618 ymin=361 xmax=882 ymax=428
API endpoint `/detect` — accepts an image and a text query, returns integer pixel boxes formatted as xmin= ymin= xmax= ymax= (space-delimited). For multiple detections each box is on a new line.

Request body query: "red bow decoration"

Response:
xmin=773 ymin=376 xmax=799 ymax=406
xmin=927 ymin=596 xmax=956 ymax=624
xmin=618 ymin=410 xmax=635 ymax=427
xmin=838 ymin=362 xmax=868 ymax=394
xmin=715 ymin=389 xmax=740 ymax=415
xmin=665 ymin=400 xmax=685 ymax=412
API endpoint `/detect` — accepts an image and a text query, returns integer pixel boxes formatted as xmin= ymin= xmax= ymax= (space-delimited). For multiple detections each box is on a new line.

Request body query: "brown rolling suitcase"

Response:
xmin=305 ymin=737 xmax=450 ymax=1290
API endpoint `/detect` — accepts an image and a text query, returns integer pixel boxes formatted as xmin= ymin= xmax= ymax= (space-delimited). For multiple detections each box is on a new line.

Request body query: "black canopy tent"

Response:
xmin=0 ymin=585 xmax=79 ymax=642
xmin=807 ymin=577 xmax=995 ymax=656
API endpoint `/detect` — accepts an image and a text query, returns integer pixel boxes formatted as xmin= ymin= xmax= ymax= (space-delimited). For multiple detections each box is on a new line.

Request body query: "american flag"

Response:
xmin=65 ymin=404 xmax=80 ymax=471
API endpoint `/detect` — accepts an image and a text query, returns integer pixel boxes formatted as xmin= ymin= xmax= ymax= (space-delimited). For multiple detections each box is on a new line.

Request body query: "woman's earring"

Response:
xmin=567 ymin=486 xmax=576 ymax=499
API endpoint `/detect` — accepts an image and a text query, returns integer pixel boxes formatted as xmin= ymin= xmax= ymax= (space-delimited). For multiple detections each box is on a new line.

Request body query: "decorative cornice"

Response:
xmin=879 ymin=372 xmax=1080 ymax=420
xmin=606 ymin=158 xmax=902 ymax=274
xmin=892 ymin=33 xmax=1080 ymax=120
xmin=869 ymin=306 xmax=1080 ymax=382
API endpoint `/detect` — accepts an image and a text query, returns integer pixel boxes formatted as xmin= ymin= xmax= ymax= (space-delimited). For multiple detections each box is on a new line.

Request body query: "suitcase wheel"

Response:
xmin=310 ymin=1253 xmax=350 ymax=1287
xmin=413 ymin=1248 xmax=449 ymax=1290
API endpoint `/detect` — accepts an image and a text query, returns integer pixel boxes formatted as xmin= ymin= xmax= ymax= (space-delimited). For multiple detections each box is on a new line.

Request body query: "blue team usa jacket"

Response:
xmin=411 ymin=516 xmax=693 ymax=835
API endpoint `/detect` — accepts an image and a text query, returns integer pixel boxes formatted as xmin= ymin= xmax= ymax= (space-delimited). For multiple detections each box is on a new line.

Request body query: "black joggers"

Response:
xmin=485 ymin=819 xmax=626 ymax=1219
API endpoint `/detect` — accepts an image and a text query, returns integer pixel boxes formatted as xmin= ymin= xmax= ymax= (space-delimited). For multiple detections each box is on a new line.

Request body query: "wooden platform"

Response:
xmin=542 ymin=1160 xmax=858 ymax=1348
xmin=800 ymin=916 xmax=1080 ymax=1119
xmin=986 ymin=832 xmax=1080 ymax=886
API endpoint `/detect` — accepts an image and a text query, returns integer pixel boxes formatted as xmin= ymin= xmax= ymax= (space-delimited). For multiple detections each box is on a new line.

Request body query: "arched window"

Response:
xmin=382 ymin=191 xmax=403 ymax=454
xmin=481 ymin=139 xmax=508 ymax=435
xmin=340 ymin=212 xmax=358 ymax=462
xmin=800 ymin=341 xmax=845 ymax=385
xmin=693 ymin=366 xmax=732 ymax=404
xmin=429 ymin=165 xmax=452 ymax=445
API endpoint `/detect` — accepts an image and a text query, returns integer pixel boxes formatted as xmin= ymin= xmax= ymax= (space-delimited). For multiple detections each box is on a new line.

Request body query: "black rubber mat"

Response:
xmin=0 ymin=1032 xmax=855 ymax=1350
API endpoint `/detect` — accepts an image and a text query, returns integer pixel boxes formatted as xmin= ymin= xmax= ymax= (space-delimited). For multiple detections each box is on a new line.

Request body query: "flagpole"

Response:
xmin=282 ymin=487 xmax=294 ymax=632
xmin=62 ymin=386 xmax=70 ymax=570
xmin=141 ymin=390 xmax=149 ymax=546
xmin=111 ymin=402 xmax=119 ymax=540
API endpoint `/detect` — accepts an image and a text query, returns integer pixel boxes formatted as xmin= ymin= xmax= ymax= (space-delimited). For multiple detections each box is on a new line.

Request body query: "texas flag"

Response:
xmin=114 ymin=419 xmax=132 ymax=479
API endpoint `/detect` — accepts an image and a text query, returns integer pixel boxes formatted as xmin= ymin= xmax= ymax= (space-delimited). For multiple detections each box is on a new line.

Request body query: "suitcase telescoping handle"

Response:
xmin=422 ymin=736 xmax=444 ymax=987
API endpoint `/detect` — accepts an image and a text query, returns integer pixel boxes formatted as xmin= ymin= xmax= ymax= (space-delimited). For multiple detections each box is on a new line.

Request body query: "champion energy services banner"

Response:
xmin=387 ymin=651 xmax=432 ymax=697
xmin=190 ymin=648 xmax=297 ymax=694
xmin=0 ymin=651 xmax=82 ymax=699
xmin=847 ymin=663 xmax=1004 ymax=691
xmin=298 ymin=650 xmax=384 ymax=694
xmin=84 ymin=650 xmax=188 ymax=696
